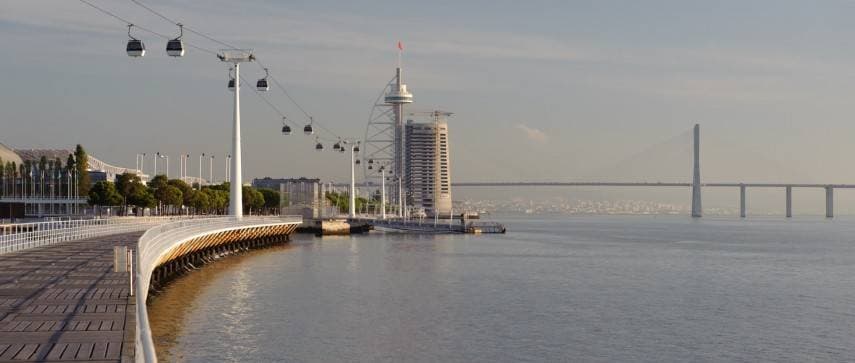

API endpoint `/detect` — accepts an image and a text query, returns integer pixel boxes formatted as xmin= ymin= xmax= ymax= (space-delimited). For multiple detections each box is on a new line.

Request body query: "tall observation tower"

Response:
xmin=364 ymin=42 xmax=413 ymax=217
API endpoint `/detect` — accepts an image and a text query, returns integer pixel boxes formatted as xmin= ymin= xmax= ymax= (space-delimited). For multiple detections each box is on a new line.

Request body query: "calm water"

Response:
xmin=148 ymin=215 xmax=855 ymax=362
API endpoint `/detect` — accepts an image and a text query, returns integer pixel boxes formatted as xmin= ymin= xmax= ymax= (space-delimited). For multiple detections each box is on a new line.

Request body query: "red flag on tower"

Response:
xmin=397 ymin=41 xmax=403 ymax=51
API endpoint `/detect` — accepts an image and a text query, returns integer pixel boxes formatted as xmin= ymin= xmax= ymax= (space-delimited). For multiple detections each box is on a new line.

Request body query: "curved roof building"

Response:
xmin=0 ymin=143 xmax=23 ymax=165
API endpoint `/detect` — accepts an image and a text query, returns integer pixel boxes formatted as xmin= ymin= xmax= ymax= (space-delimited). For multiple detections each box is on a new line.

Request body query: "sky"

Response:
xmin=4 ymin=0 xmax=855 ymax=211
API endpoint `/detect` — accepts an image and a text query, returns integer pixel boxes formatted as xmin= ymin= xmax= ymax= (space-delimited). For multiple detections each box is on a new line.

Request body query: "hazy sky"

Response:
xmin=3 ymin=0 xmax=855 ymax=196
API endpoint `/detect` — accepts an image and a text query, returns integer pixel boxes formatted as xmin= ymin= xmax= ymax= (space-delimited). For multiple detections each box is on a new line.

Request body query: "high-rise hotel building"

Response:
xmin=404 ymin=112 xmax=452 ymax=216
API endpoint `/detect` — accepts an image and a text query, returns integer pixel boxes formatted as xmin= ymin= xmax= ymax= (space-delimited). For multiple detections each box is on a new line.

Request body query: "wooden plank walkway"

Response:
xmin=0 ymin=232 xmax=142 ymax=362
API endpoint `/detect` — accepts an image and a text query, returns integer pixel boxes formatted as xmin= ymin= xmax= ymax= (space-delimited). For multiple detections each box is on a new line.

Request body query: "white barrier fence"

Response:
xmin=134 ymin=216 xmax=302 ymax=363
xmin=0 ymin=216 xmax=207 ymax=254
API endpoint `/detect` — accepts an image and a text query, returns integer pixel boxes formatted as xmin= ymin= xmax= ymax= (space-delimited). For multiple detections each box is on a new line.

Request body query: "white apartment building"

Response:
xmin=404 ymin=114 xmax=452 ymax=216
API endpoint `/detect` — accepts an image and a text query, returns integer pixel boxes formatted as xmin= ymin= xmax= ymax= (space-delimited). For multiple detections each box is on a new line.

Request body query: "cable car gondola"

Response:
xmin=353 ymin=143 xmax=360 ymax=153
xmin=333 ymin=141 xmax=341 ymax=151
xmin=315 ymin=138 xmax=324 ymax=151
xmin=281 ymin=117 xmax=291 ymax=135
xmin=257 ymin=68 xmax=270 ymax=91
xmin=227 ymin=68 xmax=235 ymax=91
xmin=368 ymin=159 xmax=374 ymax=164
xmin=355 ymin=159 xmax=361 ymax=165
xmin=126 ymin=24 xmax=145 ymax=57
xmin=304 ymin=117 xmax=314 ymax=135
xmin=368 ymin=165 xmax=373 ymax=170
xmin=166 ymin=23 xmax=185 ymax=57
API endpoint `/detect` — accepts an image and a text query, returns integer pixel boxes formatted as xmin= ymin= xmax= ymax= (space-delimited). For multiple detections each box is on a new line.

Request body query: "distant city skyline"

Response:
xmin=5 ymin=1 xmax=855 ymax=212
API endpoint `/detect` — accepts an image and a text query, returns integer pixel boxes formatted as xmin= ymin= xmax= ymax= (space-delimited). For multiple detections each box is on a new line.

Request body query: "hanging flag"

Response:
xmin=397 ymin=41 xmax=403 ymax=51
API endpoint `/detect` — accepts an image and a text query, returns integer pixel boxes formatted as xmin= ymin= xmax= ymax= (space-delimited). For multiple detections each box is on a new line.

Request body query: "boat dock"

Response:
xmin=351 ymin=218 xmax=506 ymax=234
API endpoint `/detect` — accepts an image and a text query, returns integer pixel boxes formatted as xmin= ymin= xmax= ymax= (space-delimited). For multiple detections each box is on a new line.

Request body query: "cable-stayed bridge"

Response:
xmin=350 ymin=124 xmax=850 ymax=218
xmin=452 ymin=125 xmax=847 ymax=218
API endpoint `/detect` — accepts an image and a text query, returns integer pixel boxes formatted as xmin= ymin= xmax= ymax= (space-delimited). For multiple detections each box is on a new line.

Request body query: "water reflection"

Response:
xmin=149 ymin=217 xmax=855 ymax=362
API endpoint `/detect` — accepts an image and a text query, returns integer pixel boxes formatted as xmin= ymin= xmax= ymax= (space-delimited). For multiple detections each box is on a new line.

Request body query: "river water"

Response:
xmin=148 ymin=215 xmax=855 ymax=362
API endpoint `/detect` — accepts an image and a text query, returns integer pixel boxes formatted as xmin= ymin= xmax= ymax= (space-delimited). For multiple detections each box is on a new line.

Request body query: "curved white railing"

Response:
xmin=0 ymin=216 xmax=206 ymax=254
xmin=134 ymin=216 xmax=302 ymax=363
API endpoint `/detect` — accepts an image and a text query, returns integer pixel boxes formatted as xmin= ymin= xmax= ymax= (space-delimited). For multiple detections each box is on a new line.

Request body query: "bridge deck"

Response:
xmin=0 ymin=232 xmax=141 ymax=362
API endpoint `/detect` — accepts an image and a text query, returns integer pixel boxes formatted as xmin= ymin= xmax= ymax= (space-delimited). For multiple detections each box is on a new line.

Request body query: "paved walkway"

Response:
xmin=0 ymin=232 xmax=141 ymax=362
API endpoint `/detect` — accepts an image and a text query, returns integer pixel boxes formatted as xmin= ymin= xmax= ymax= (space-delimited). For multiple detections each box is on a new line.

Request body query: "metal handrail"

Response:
xmin=0 ymin=216 xmax=211 ymax=255
xmin=134 ymin=216 xmax=302 ymax=363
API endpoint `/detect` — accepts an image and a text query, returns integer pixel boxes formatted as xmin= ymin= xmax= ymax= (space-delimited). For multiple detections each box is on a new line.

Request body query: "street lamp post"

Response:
xmin=160 ymin=154 xmax=169 ymax=178
xmin=209 ymin=155 xmax=214 ymax=184
xmin=154 ymin=152 xmax=159 ymax=176
xmin=219 ymin=49 xmax=254 ymax=218
xmin=380 ymin=166 xmax=386 ymax=220
xmin=349 ymin=144 xmax=356 ymax=218
xmin=198 ymin=153 xmax=205 ymax=190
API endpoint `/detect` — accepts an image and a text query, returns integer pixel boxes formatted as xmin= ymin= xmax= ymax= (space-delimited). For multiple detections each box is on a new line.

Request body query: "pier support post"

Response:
xmin=691 ymin=124 xmax=703 ymax=218
xmin=785 ymin=186 xmax=792 ymax=218
xmin=825 ymin=186 xmax=834 ymax=218
xmin=739 ymin=185 xmax=746 ymax=218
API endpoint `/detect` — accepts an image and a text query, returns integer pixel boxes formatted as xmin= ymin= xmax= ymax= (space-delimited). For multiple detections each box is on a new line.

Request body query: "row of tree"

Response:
xmin=88 ymin=172 xmax=281 ymax=215
xmin=325 ymin=190 xmax=381 ymax=214
xmin=0 ymin=144 xmax=91 ymax=198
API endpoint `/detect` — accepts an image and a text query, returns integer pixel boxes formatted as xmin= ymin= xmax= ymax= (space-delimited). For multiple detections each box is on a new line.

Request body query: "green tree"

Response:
xmin=74 ymin=144 xmax=90 ymax=197
xmin=131 ymin=188 xmax=157 ymax=209
xmin=148 ymin=175 xmax=169 ymax=191
xmin=257 ymin=188 xmax=281 ymax=210
xmin=116 ymin=172 xmax=154 ymax=211
xmin=38 ymin=156 xmax=47 ymax=173
xmin=88 ymin=181 xmax=122 ymax=206
xmin=202 ymin=188 xmax=229 ymax=214
xmin=167 ymin=179 xmax=194 ymax=206
xmin=116 ymin=173 xmax=141 ymax=203
xmin=157 ymin=185 xmax=183 ymax=210
xmin=189 ymin=190 xmax=211 ymax=212
xmin=242 ymin=186 xmax=265 ymax=214
xmin=65 ymin=154 xmax=75 ymax=171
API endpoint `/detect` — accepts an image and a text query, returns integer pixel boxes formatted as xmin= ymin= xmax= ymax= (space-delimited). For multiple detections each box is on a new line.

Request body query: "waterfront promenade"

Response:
xmin=0 ymin=232 xmax=140 ymax=362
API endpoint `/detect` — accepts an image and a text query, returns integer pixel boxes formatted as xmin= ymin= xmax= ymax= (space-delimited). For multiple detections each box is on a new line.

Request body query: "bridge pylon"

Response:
xmin=691 ymin=124 xmax=703 ymax=218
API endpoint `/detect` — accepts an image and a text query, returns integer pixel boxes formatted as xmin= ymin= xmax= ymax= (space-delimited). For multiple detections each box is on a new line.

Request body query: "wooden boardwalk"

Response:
xmin=0 ymin=232 xmax=141 ymax=362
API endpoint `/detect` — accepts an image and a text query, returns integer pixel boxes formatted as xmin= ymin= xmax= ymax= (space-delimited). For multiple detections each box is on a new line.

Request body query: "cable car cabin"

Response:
xmin=257 ymin=78 xmax=269 ymax=91
xmin=127 ymin=39 xmax=145 ymax=57
xmin=315 ymin=142 xmax=324 ymax=151
xmin=166 ymin=39 xmax=185 ymax=57
xmin=368 ymin=165 xmax=373 ymax=170
xmin=281 ymin=125 xmax=292 ymax=135
xmin=228 ymin=79 xmax=235 ymax=91
xmin=368 ymin=159 xmax=374 ymax=164
xmin=353 ymin=145 xmax=360 ymax=152
xmin=355 ymin=159 xmax=361 ymax=165
xmin=304 ymin=125 xmax=314 ymax=135
xmin=333 ymin=142 xmax=341 ymax=151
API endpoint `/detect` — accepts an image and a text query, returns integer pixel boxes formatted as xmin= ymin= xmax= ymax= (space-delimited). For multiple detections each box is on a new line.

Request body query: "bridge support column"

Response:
xmin=739 ymin=185 xmax=746 ymax=218
xmin=691 ymin=124 xmax=702 ymax=218
xmin=785 ymin=186 xmax=792 ymax=218
xmin=825 ymin=186 xmax=834 ymax=218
